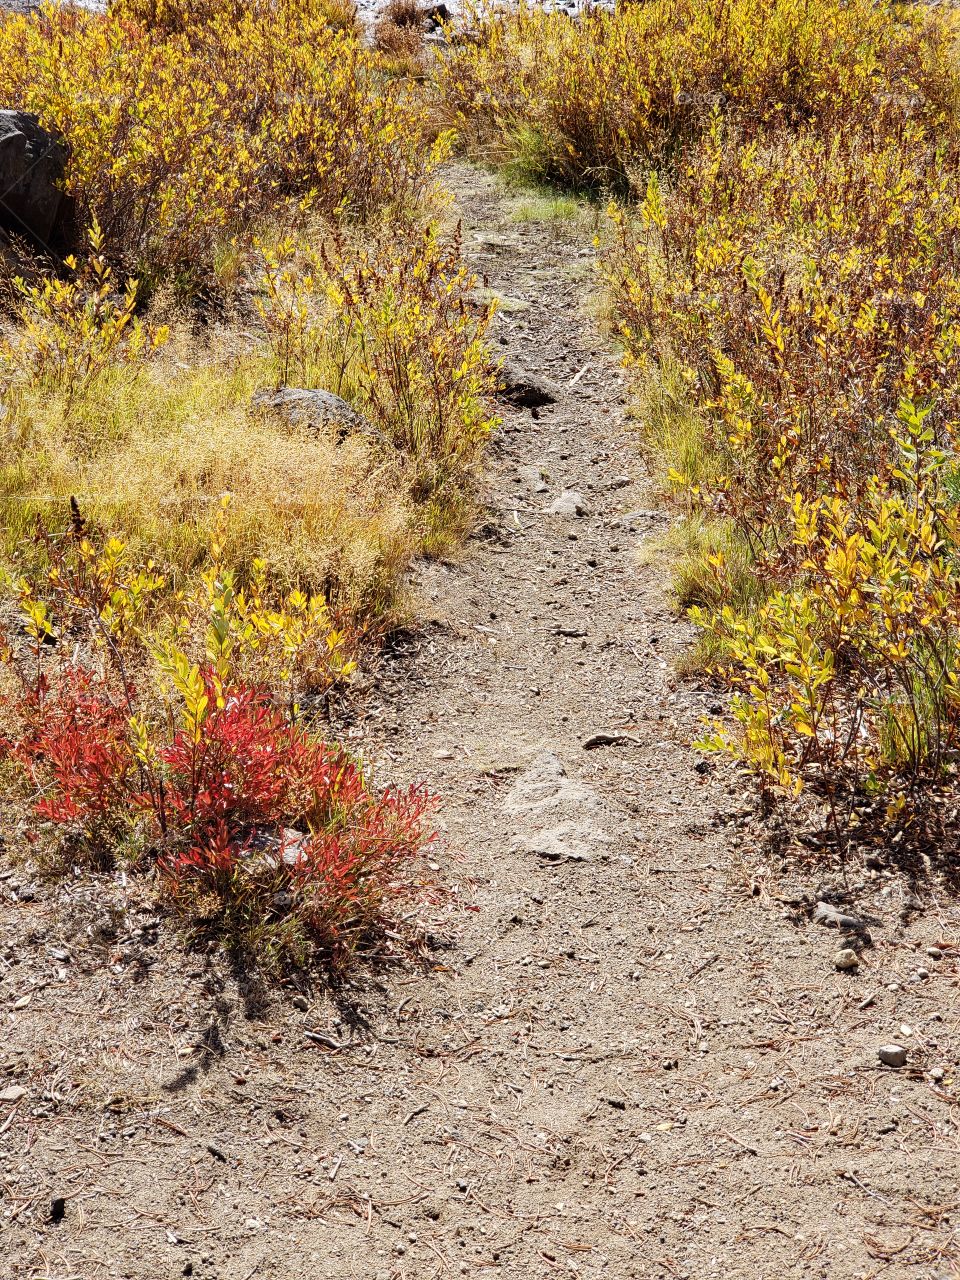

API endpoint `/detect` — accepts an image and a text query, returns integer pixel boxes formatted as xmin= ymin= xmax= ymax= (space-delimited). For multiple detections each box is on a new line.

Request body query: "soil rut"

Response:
xmin=2 ymin=164 xmax=959 ymax=1280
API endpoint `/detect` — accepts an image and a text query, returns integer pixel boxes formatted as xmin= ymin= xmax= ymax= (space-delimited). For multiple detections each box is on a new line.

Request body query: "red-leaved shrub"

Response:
xmin=0 ymin=514 xmax=433 ymax=968
xmin=3 ymin=659 xmax=431 ymax=963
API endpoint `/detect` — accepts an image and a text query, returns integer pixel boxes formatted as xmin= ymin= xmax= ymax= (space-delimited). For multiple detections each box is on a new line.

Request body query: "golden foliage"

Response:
xmin=435 ymin=0 xmax=957 ymax=188
xmin=595 ymin=0 xmax=960 ymax=823
xmin=0 ymin=0 xmax=444 ymax=279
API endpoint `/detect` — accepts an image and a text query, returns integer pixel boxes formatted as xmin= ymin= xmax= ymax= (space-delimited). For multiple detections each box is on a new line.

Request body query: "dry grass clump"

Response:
xmin=0 ymin=217 xmax=495 ymax=619
xmin=375 ymin=0 xmax=430 ymax=72
xmin=1 ymin=350 xmax=414 ymax=619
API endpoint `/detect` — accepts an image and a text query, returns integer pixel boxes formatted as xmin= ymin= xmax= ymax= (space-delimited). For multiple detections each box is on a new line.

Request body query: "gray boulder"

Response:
xmin=253 ymin=387 xmax=389 ymax=447
xmin=0 ymin=111 xmax=66 ymax=246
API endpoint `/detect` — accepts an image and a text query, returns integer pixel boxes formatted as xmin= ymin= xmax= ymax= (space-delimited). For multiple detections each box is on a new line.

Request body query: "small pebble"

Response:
xmin=926 ymin=946 xmax=943 ymax=961
xmin=930 ymin=1067 xmax=945 ymax=1082
xmin=878 ymin=1044 xmax=907 ymax=1068
xmin=834 ymin=948 xmax=859 ymax=971
xmin=917 ymin=968 xmax=930 ymax=980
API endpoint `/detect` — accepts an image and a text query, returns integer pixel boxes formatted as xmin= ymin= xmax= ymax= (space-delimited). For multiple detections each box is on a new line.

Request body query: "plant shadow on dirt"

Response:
xmin=761 ymin=782 xmax=960 ymax=904
xmin=158 ymin=928 xmax=440 ymax=1095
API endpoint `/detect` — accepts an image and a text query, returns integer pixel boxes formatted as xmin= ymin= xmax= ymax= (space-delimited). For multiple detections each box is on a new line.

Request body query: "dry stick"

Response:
xmin=422 ymin=1237 xmax=450 ymax=1272
xmin=402 ymin=1104 xmax=429 ymax=1127
xmin=721 ymin=1129 xmax=760 ymax=1157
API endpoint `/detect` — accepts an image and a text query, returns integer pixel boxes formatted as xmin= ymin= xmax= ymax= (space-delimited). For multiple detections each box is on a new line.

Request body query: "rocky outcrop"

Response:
xmin=0 ymin=111 xmax=67 ymax=246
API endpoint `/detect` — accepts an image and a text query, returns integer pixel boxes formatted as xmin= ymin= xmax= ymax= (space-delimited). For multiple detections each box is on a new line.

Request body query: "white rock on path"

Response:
xmin=505 ymin=751 xmax=614 ymax=863
xmin=547 ymin=489 xmax=589 ymax=517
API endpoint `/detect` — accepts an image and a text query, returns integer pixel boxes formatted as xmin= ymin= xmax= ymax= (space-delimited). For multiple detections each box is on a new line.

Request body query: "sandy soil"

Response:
xmin=1 ymin=164 xmax=959 ymax=1280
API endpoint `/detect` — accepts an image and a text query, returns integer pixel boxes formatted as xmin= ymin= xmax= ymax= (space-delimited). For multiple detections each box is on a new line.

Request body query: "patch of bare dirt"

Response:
xmin=1 ymin=164 xmax=958 ymax=1280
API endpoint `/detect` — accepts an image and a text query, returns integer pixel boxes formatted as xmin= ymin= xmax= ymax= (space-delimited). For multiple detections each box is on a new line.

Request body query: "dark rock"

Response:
xmin=49 ymin=1196 xmax=66 ymax=1224
xmin=252 ymin=387 xmax=390 ymax=447
xmin=422 ymin=2 xmax=450 ymax=27
xmin=497 ymin=359 xmax=559 ymax=408
xmin=0 ymin=111 xmax=66 ymax=246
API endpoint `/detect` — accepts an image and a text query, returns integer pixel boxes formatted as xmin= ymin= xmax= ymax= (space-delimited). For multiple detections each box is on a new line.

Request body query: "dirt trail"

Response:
xmin=2 ymin=165 xmax=959 ymax=1280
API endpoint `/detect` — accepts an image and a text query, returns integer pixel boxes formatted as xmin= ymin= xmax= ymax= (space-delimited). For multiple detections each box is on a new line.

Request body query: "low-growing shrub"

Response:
xmin=256 ymin=219 xmax=499 ymax=546
xmin=0 ymin=210 xmax=497 ymax=612
xmin=436 ymin=0 xmax=956 ymax=189
xmin=695 ymin=420 xmax=960 ymax=824
xmin=605 ymin=120 xmax=960 ymax=544
xmin=0 ymin=0 xmax=445 ymax=280
xmin=1 ymin=224 xmax=169 ymax=402
xmin=604 ymin=89 xmax=960 ymax=832
xmin=0 ymin=512 xmax=430 ymax=965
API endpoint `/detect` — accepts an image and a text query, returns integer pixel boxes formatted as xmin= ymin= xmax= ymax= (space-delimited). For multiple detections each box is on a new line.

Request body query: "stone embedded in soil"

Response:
xmin=878 ymin=1044 xmax=908 ymax=1068
xmin=505 ymin=751 xmax=615 ymax=864
xmin=497 ymin=358 xmax=559 ymax=408
xmin=814 ymin=900 xmax=868 ymax=934
xmin=547 ymin=489 xmax=589 ymax=516
xmin=0 ymin=1085 xmax=26 ymax=1103
xmin=834 ymin=948 xmax=860 ymax=971
xmin=252 ymin=386 xmax=389 ymax=447
xmin=524 ymin=824 xmax=596 ymax=862
xmin=517 ymin=463 xmax=548 ymax=492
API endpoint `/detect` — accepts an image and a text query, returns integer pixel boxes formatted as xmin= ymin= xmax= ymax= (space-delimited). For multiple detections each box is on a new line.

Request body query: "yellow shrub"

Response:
xmin=256 ymin=219 xmax=498 ymax=511
xmin=436 ymin=0 xmax=956 ymax=187
xmin=599 ymin=23 xmax=960 ymax=821
xmin=604 ymin=117 xmax=960 ymax=549
xmin=0 ymin=2 xmax=444 ymax=279
xmin=697 ymin=411 xmax=960 ymax=803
